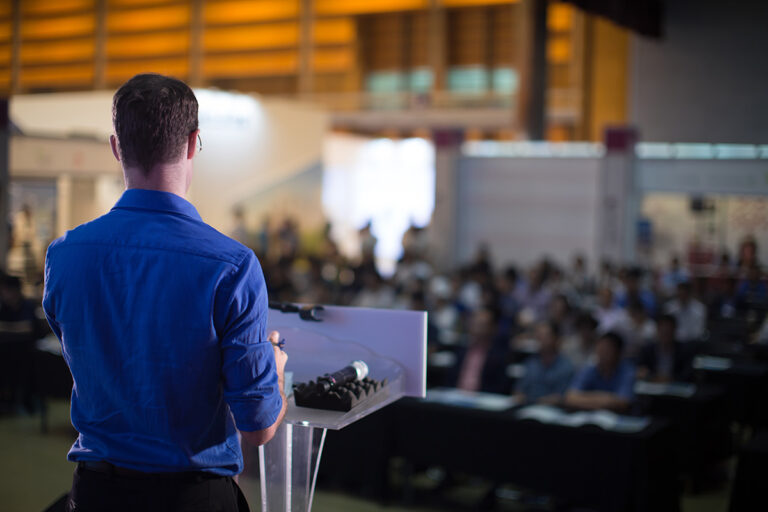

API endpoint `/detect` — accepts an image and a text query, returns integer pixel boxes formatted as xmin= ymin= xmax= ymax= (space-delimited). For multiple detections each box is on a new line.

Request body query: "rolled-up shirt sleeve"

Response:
xmin=215 ymin=251 xmax=282 ymax=432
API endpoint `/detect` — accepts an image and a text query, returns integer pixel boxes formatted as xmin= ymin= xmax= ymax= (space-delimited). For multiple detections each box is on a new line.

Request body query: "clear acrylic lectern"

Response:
xmin=242 ymin=305 xmax=427 ymax=512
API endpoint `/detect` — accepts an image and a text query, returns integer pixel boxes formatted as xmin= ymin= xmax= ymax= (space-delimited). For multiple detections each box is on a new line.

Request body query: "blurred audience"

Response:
xmin=562 ymin=312 xmax=598 ymax=371
xmin=0 ymin=274 xmax=38 ymax=332
xmin=617 ymin=298 xmax=657 ymax=358
xmin=515 ymin=322 xmax=574 ymax=405
xmin=664 ymin=281 xmax=706 ymax=342
xmin=5 ymin=208 xmax=768 ymax=417
xmin=229 ymin=207 xmax=249 ymax=246
xmin=636 ymin=315 xmax=692 ymax=383
xmin=564 ymin=332 xmax=635 ymax=412
xmin=615 ymin=267 xmax=657 ymax=316
xmin=593 ymin=286 xmax=623 ymax=332
xmin=454 ymin=307 xmax=506 ymax=393
xmin=660 ymin=255 xmax=690 ymax=296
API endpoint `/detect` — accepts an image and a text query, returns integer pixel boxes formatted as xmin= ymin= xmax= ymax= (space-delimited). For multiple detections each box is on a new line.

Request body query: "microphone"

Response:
xmin=294 ymin=360 xmax=386 ymax=411
xmin=316 ymin=361 xmax=368 ymax=393
xmin=325 ymin=360 xmax=368 ymax=386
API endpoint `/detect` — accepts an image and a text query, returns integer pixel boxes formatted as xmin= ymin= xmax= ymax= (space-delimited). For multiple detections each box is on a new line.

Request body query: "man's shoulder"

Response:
xmin=46 ymin=210 xmax=255 ymax=268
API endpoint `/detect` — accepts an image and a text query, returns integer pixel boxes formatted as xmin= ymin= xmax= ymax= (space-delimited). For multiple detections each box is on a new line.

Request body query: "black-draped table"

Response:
xmin=730 ymin=430 xmax=768 ymax=512
xmin=634 ymin=382 xmax=732 ymax=471
xmin=320 ymin=391 xmax=680 ymax=512
xmin=693 ymin=355 xmax=768 ymax=427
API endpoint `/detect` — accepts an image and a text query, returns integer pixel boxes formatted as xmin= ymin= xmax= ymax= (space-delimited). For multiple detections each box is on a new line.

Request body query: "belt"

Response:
xmin=78 ymin=461 xmax=215 ymax=480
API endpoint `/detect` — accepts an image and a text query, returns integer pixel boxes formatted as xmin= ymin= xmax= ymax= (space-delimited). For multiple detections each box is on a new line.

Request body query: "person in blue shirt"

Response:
xmin=515 ymin=322 xmax=574 ymax=404
xmin=736 ymin=264 xmax=768 ymax=309
xmin=43 ymin=73 xmax=286 ymax=512
xmin=565 ymin=331 xmax=635 ymax=412
xmin=615 ymin=266 xmax=657 ymax=316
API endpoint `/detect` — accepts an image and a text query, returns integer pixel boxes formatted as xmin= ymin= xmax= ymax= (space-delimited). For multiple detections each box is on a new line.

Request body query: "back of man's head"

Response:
xmin=112 ymin=73 xmax=198 ymax=175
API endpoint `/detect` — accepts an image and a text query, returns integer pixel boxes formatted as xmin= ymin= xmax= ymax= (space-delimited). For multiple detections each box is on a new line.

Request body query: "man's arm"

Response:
xmin=563 ymin=364 xmax=630 ymax=412
xmin=241 ymin=331 xmax=288 ymax=446
xmin=217 ymin=252 xmax=285 ymax=442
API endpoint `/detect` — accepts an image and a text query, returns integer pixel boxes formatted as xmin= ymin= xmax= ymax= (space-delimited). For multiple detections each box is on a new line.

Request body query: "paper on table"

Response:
xmin=693 ymin=355 xmax=733 ymax=371
xmin=424 ymin=388 xmax=518 ymax=411
xmin=516 ymin=405 xmax=650 ymax=433
xmin=635 ymin=381 xmax=697 ymax=398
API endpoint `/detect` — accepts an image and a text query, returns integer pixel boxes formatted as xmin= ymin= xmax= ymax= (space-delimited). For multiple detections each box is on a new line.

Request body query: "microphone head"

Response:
xmin=350 ymin=360 xmax=369 ymax=381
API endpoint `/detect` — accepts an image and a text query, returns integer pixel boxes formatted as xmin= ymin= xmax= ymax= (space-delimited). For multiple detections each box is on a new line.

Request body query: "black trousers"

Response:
xmin=66 ymin=463 xmax=251 ymax=512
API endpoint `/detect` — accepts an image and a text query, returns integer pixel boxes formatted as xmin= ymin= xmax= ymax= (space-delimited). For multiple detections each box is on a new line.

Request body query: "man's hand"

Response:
xmin=269 ymin=330 xmax=288 ymax=378
xmin=240 ymin=330 xmax=289 ymax=447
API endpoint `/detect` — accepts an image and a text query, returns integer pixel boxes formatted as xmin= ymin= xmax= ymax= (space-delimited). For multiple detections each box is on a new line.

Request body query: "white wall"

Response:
xmin=189 ymin=93 xmax=327 ymax=234
xmin=455 ymin=156 xmax=601 ymax=269
xmin=630 ymin=0 xmax=768 ymax=143
xmin=9 ymin=91 xmax=328 ymax=237
xmin=322 ymin=134 xmax=435 ymax=274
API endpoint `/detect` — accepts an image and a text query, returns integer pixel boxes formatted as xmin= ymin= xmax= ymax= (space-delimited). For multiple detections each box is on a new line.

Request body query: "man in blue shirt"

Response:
xmin=515 ymin=322 xmax=574 ymax=404
xmin=565 ymin=331 xmax=635 ymax=412
xmin=43 ymin=74 xmax=286 ymax=511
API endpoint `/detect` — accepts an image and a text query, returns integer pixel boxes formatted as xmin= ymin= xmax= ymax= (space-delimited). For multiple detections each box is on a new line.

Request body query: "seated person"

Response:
xmin=637 ymin=315 xmax=693 ymax=382
xmin=549 ymin=294 xmax=576 ymax=338
xmin=562 ymin=312 xmax=598 ymax=370
xmin=736 ymin=265 xmax=768 ymax=310
xmin=617 ymin=298 xmax=657 ymax=359
xmin=663 ymin=281 xmax=706 ymax=342
xmin=593 ymin=287 xmax=624 ymax=332
xmin=454 ymin=306 xmax=507 ymax=393
xmin=615 ymin=267 xmax=657 ymax=316
xmin=660 ymin=255 xmax=690 ymax=297
xmin=564 ymin=331 xmax=635 ymax=412
xmin=0 ymin=274 xmax=38 ymax=334
xmin=515 ymin=322 xmax=574 ymax=404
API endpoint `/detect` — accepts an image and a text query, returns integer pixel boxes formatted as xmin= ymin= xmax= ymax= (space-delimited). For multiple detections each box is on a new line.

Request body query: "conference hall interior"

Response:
xmin=1 ymin=1 xmax=767 ymax=511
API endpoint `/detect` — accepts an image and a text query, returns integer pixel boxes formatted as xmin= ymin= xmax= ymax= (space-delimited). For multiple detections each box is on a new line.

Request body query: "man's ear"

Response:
xmin=110 ymin=135 xmax=121 ymax=162
xmin=187 ymin=129 xmax=200 ymax=160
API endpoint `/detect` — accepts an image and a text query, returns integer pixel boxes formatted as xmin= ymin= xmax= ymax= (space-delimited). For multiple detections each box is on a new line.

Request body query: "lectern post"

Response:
xmin=258 ymin=423 xmax=326 ymax=512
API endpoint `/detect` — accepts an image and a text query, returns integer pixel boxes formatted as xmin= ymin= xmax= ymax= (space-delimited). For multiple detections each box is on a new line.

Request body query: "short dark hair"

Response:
xmin=575 ymin=312 xmax=598 ymax=331
xmin=599 ymin=331 xmax=624 ymax=353
xmin=626 ymin=297 xmax=645 ymax=314
xmin=541 ymin=320 xmax=561 ymax=339
xmin=112 ymin=73 xmax=198 ymax=175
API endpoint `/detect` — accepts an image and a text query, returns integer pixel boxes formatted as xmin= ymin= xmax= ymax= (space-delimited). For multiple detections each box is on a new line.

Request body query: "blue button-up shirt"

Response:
xmin=517 ymin=354 xmax=574 ymax=403
xmin=570 ymin=360 xmax=636 ymax=401
xmin=43 ymin=189 xmax=282 ymax=476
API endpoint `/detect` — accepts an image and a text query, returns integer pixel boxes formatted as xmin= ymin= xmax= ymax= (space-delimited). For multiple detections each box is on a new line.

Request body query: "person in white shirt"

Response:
xmin=664 ymin=281 xmax=706 ymax=342
xmin=594 ymin=287 xmax=625 ymax=333
xmin=562 ymin=312 xmax=599 ymax=371
xmin=617 ymin=298 xmax=657 ymax=359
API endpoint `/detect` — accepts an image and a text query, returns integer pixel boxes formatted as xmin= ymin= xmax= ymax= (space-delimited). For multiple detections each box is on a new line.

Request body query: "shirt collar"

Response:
xmin=112 ymin=189 xmax=202 ymax=222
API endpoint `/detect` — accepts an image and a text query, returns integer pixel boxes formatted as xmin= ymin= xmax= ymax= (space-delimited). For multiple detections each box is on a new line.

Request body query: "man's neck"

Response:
xmin=123 ymin=164 xmax=188 ymax=198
